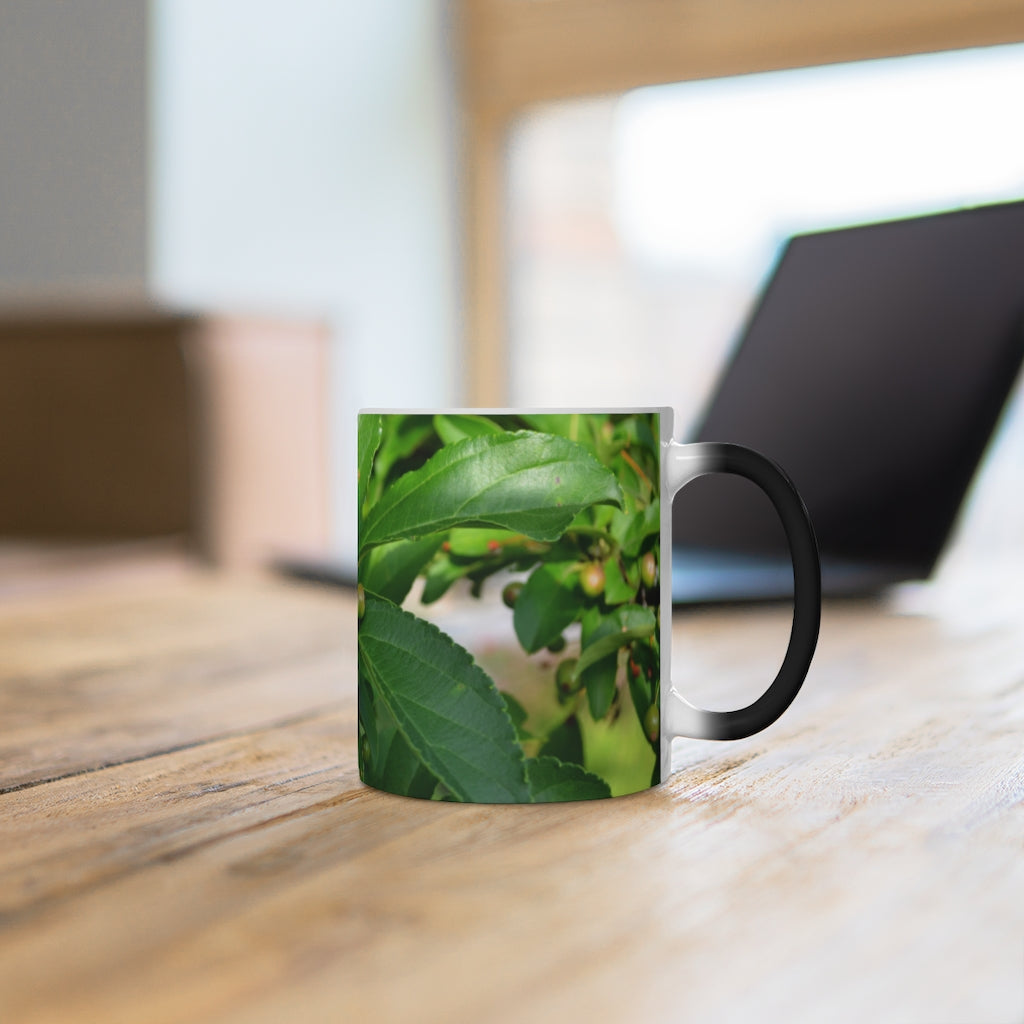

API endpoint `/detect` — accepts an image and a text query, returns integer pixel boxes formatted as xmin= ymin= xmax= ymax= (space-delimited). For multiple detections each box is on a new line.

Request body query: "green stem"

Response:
xmin=566 ymin=525 xmax=619 ymax=548
xmin=620 ymin=448 xmax=653 ymax=501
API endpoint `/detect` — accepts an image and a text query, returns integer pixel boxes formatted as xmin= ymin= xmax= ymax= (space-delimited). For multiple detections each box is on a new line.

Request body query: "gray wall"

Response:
xmin=150 ymin=0 xmax=461 ymax=564
xmin=0 ymin=0 xmax=148 ymax=298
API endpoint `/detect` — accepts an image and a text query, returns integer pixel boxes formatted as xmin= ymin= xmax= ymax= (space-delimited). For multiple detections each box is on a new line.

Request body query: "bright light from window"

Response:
xmin=509 ymin=41 xmax=1024 ymax=429
xmin=614 ymin=43 xmax=1024 ymax=276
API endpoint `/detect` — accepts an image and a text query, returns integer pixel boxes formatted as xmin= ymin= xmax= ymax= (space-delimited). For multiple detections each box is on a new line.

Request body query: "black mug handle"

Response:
xmin=665 ymin=441 xmax=821 ymax=741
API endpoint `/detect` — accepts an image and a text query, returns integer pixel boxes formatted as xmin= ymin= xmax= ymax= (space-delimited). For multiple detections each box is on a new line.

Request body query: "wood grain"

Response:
xmin=0 ymin=560 xmax=1021 ymax=1023
xmin=0 ymin=576 xmax=348 ymax=791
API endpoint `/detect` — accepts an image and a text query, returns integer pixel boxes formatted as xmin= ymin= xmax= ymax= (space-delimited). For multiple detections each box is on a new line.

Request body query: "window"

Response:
xmin=506 ymin=43 xmax=1024 ymax=441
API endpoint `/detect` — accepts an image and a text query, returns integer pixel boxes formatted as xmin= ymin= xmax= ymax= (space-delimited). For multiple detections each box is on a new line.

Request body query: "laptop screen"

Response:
xmin=673 ymin=200 xmax=1024 ymax=577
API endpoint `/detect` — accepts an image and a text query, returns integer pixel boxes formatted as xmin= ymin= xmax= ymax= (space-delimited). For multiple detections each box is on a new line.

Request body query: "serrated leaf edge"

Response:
xmin=525 ymin=755 xmax=612 ymax=802
xmin=359 ymin=594 xmax=530 ymax=802
xmin=360 ymin=430 xmax=622 ymax=552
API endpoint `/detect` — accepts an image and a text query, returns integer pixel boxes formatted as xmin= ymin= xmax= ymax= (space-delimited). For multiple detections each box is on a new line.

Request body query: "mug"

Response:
xmin=357 ymin=409 xmax=820 ymax=802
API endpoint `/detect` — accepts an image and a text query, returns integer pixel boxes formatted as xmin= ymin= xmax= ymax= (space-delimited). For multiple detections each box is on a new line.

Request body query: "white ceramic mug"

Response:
xmin=357 ymin=409 xmax=819 ymax=802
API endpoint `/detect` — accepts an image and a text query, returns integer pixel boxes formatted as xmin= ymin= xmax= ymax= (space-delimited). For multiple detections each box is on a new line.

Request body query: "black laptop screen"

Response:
xmin=673 ymin=200 xmax=1024 ymax=574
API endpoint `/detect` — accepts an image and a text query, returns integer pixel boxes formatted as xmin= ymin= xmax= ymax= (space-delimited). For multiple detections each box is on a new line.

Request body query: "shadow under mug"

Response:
xmin=357 ymin=408 xmax=820 ymax=802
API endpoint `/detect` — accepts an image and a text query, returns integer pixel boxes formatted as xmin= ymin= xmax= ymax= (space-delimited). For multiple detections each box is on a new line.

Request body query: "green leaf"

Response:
xmin=612 ymin=414 xmax=658 ymax=452
xmin=359 ymin=673 xmax=438 ymax=798
xmin=526 ymin=756 xmax=611 ymax=802
xmin=420 ymin=549 xmax=473 ymax=604
xmin=360 ymin=431 xmax=622 ymax=553
xmin=575 ymin=605 xmax=658 ymax=680
xmin=608 ymin=508 xmax=633 ymax=548
xmin=357 ymin=672 xmax=380 ymax=769
xmin=517 ymin=413 xmax=582 ymax=440
xmin=620 ymin=501 xmax=661 ymax=558
xmin=538 ymin=715 xmax=584 ymax=764
xmin=614 ymin=455 xmax=644 ymax=502
xmin=358 ymin=594 xmax=531 ymax=802
xmin=626 ymin=640 xmax=658 ymax=725
xmin=516 ymin=414 xmax=607 ymax=458
xmin=577 ymin=605 xmax=657 ymax=720
xmin=582 ymin=652 xmax=619 ymax=720
xmin=433 ymin=414 xmax=504 ymax=445
xmin=372 ymin=416 xmax=436 ymax=496
xmin=446 ymin=527 xmax=548 ymax=558
xmin=603 ymin=557 xmax=638 ymax=605
xmin=501 ymin=691 xmax=534 ymax=741
xmin=419 ymin=547 xmax=517 ymax=605
xmin=513 ymin=561 xmax=585 ymax=654
xmin=375 ymin=719 xmax=441 ymax=799
xmin=358 ymin=414 xmax=382 ymax=514
xmin=360 ymin=535 xmax=444 ymax=605
xmin=446 ymin=527 xmax=510 ymax=556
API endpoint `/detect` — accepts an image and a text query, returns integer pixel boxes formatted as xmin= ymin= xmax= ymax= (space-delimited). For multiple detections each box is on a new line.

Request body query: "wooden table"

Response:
xmin=1 ymin=552 xmax=1022 ymax=1023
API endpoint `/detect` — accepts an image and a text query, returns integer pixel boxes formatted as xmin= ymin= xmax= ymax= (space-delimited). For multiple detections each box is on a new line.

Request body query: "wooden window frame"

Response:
xmin=456 ymin=0 xmax=1024 ymax=404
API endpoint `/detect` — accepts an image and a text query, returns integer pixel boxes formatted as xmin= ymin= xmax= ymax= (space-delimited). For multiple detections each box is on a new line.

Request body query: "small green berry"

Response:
xmin=501 ymin=581 xmax=523 ymax=609
xmin=555 ymin=657 xmax=580 ymax=694
xmin=546 ymin=635 xmax=566 ymax=653
xmin=643 ymin=702 xmax=660 ymax=744
xmin=640 ymin=550 xmax=658 ymax=588
xmin=579 ymin=562 xmax=605 ymax=598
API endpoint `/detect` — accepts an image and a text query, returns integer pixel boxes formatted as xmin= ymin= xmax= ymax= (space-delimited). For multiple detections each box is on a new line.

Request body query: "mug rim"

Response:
xmin=360 ymin=406 xmax=673 ymax=416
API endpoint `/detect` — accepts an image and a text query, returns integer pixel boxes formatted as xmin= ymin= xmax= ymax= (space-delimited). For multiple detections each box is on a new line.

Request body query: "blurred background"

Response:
xmin=2 ymin=0 xmax=1023 ymax=582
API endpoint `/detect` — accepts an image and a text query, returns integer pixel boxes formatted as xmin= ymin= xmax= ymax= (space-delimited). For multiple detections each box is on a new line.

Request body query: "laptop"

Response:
xmin=671 ymin=199 xmax=1024 ymax=604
